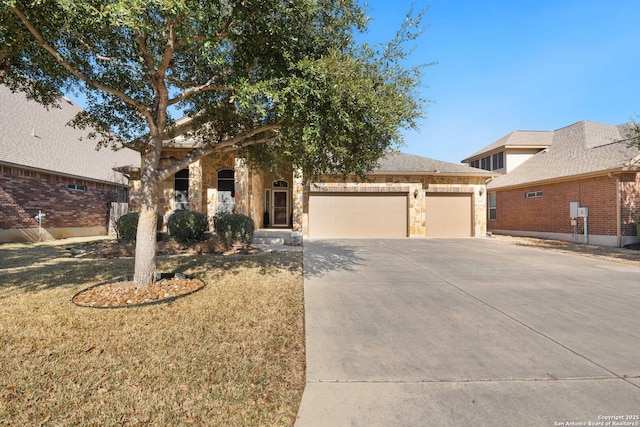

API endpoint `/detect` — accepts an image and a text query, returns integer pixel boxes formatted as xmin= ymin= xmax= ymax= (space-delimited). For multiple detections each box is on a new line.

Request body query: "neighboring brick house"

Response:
xmin=122 ymin=122 xmax=496 ymax=239
xmin=463 ymin=121 xmax=640 ymax=247
xmin=0 ymin=86 xmax=139 ymax=243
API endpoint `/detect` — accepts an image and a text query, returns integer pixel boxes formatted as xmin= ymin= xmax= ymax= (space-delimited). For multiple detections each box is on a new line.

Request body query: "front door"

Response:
xmin=272 ymin=190 xmax=288 ymax=226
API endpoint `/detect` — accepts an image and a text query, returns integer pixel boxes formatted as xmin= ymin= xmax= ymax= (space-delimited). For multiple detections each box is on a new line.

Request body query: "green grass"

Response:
xmin=0 ymin=241 xmax=305 ymax=426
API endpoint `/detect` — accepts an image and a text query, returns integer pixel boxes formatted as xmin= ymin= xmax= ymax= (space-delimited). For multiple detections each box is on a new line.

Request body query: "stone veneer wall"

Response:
xmin=302 ymin=174 xmax=487 ymax=238
xmin=149 ymin=150 xmax=236 ymax=229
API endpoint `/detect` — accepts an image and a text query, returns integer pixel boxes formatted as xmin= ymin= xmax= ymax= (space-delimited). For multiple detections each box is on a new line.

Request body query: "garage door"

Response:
xmin=425 ymin=193 xmax=472 ymax=237
xmin=309 ymin=193 xmax=408 ymax=238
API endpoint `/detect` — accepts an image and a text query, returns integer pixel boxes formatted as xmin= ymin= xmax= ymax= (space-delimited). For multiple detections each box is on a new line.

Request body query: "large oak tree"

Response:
xmin=2 ymin=0 xmax=429 ymax=285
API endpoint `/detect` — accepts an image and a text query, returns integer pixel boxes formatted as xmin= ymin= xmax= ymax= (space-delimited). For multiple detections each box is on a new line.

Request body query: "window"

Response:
xmin=525 ymin=191 xmax=543 ymax=199
xmin=174 ymin=169 xmax=189 ymax=210
xmin=470 ymin=160 xmax=480 ymax=169
xmin=492 ymin=152 xmax=504 ymax=170
xmin=480 ymin=156 xmax=490 ymax=170
xmin=488 ymin=192 xmax=496 ymax=220
xmin=217 ymin=169 xmax=235 ymax=194
xmin=68 ymin=183 xmax=86 ymax=191
xmin=117 ymin=187 xmax=128 ymax=203
xmin=217 ymin=169 xmax=235 ymax=214
xmin=273 ymin=180 xmax=288 ymax=188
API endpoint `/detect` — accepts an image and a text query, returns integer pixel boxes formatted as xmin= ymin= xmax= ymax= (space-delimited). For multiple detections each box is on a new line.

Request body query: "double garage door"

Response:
xmin=308 ymin=192 xmax=472 ymax=239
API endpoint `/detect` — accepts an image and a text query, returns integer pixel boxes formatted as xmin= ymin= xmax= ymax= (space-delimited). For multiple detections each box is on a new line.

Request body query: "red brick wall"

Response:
xmin=491 ymin=175 xmax=622 ymax=236
xmin=0 ymin=166 xmax=121 ymax=230
xmin=620 ymin=173 xmax=640 ymax=237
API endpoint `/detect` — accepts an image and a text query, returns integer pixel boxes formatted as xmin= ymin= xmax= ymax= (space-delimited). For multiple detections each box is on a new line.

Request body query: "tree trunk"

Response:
xmin=133 ymin=144 xmax=162 ymax=286
xmin=133 ymin=204 xmax=159 ymax=285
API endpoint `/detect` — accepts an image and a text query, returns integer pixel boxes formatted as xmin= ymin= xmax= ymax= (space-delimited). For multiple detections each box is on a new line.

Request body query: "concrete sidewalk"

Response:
xmin=295 ymin=239 xmax=640 ymax=426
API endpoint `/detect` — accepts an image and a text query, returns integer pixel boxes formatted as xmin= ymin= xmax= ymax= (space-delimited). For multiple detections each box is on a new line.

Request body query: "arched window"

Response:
xmin=273 ymin=180 xmax=288 ymax=188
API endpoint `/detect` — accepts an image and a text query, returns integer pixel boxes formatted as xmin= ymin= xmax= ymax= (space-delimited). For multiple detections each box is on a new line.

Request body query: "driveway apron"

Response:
xmin=295 ymin=239 xmax=640 ymax=426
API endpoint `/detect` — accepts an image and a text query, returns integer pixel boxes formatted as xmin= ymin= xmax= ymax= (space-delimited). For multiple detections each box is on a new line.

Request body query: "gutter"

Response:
xmin=0 ymin=160 xmax=129 ymax=187
xmin=488 ymin=166 xmax=640 ymax=191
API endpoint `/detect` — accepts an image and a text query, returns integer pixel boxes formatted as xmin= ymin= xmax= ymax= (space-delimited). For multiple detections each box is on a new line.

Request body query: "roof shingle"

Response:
xmin=375 ymin=152 xmax=495 ymax=175
xmin=488 ymin=121 xmax=640 ymax=189
xmin=0 ymin=86 xmax=139 ymax=184
xmin=462 ymin=130 xmax=554 ymax=162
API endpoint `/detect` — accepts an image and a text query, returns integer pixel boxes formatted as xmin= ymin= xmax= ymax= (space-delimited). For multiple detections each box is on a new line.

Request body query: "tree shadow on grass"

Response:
xmin=161 ymin=251 xmax=303 ymax=278
xmin=0 ymin=247 xmax=303 ymax=298
xmin=0 ymin=244 xmax=68 ymax=270
xmin=0 ymin=256 xmax=135 ymax=298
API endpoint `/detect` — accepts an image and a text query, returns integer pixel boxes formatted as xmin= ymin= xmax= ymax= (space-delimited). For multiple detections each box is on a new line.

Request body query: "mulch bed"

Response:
xmin=72 ymin=276 xmax=205 ymax=308
xmin=69 ymin=236 xmax=260 ymax=308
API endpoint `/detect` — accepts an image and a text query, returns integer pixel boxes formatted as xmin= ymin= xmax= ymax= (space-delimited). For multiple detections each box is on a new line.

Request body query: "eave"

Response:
xmin=0 ymin=160 xmax=130 ymax=186
xmin=461 ymin=145 xmax=550 ymax=163
xmin=488 ymin=166 xmax=640 ymax=192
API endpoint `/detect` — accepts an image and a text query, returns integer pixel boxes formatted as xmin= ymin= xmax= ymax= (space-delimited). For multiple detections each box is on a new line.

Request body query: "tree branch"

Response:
xmin=135 ymin=34 xmax=157 ymax=75
xmin=158 ymin=120 xmax=283 ymax=181
xmin=168 ymin=81 xmax=231 ymax=105
xmin=9 ymin=5 xmax=153 ymax=122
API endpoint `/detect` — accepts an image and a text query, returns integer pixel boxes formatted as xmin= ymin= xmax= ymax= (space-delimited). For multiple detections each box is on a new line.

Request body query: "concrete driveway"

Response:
xmin=295 ymin=238 xmax=640 ymax=426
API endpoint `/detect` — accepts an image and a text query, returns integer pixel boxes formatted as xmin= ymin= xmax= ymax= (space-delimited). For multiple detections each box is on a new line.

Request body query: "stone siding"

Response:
xmin=303 ymin=174 xmax=487 ymax=237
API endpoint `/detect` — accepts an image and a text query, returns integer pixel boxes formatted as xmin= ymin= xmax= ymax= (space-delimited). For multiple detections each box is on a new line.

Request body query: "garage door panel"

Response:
xmin=309 ymin=194 xmax=407 ymax=238
xmin=425 ymin=193 xmax=472 ymax=237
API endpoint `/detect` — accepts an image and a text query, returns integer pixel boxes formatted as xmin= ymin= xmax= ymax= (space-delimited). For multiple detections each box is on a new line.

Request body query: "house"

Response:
xmin=463 ymin=120 xmax=640 ymax=247
xmin=0 ymin=86 xmax=140 ymax=243
xmin=122 ymin=123 xmax=496 ymax=239
xmin=462 ymin=130 xmax=554 ymax=174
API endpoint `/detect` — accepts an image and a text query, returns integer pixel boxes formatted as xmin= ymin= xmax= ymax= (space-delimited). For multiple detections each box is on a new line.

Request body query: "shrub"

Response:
xmin=167 ymin=210 xmax=209 ymax=243
xmin=214 ymin=213 xmax=255 ymax=245
xmin=116 ymin=212 xmax=163 ymax=244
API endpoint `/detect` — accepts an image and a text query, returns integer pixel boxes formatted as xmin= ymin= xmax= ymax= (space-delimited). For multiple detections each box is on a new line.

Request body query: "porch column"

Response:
xmin=292 ymin=169 xmax=304 ymax=233
xmin=188 ymin=160 xmax=203 ymax=212
xmin=234 ymin=157 xmax=249 ymax=216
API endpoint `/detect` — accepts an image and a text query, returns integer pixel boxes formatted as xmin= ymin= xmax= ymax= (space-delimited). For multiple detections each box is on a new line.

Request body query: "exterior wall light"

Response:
xmin=414 ymin=189 xmax=419 ymax=198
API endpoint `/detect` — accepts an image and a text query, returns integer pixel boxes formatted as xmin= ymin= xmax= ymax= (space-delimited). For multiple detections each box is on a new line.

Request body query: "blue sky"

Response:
xmin=364 ymin=0 xmax=640 ymax=163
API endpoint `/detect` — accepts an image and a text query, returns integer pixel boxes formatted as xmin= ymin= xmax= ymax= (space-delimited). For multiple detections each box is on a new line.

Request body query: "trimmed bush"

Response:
xmin=214 ymin=213 xmax=255 ymax=245
xmin=116 ymin=212 xmax=163 ymax=244
xmin=167 ymin=210 xmax=209 ymax=243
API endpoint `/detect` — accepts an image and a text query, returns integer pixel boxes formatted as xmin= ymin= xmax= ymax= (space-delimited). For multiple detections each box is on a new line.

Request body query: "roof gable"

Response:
xmin=488 ymin=121 xmax=640 ymax=189
xmin=0 ymin=86 xmax=139 ymax=184
xmin=462 ymin=130 xmax=553 ymax=162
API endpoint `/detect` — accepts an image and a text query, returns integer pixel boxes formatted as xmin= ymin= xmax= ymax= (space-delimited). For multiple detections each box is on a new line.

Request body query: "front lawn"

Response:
xmin=0 ymin=240 xmax=305 ymax=426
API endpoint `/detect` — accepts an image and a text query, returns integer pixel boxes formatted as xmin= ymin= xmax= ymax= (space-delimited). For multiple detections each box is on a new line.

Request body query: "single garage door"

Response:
xmin=425 ymin=193 xmax=472 ymax=237
xmin=309 ymin=193 xmax=408 ymax=238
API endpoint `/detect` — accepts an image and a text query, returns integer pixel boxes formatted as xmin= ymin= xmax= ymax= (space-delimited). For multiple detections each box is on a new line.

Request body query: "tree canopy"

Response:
xmin=2 ymin=0 xmax=431 ymax=284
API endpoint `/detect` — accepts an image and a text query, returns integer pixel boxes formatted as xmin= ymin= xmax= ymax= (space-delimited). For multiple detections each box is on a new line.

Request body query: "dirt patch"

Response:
xmin=491 ymin=234 xmax=640 ymax=268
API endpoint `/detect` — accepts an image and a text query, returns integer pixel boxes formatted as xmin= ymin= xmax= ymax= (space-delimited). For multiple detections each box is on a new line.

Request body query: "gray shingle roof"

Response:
xmin=0 ymin=85 xmax=139 ymax=184
xmin=488 ymin=121 xmax=640 ymax=189
xmin=375 ymin=152 xmax=495 ymax=176
xmin=462 ymin=130 xmax=554 ymax=162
